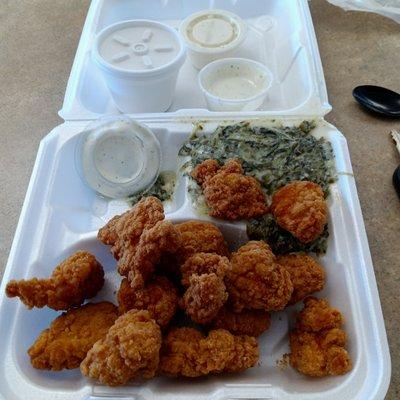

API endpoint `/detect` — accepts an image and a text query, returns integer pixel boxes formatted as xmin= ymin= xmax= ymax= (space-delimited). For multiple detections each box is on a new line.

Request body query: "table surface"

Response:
xmin=0 ymin=0 xmax=398 ymax=398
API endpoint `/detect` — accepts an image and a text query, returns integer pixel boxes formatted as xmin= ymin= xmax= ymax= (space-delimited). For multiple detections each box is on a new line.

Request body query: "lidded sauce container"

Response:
xmin=180 ymin=9 xmax=247 ymax=69
xmin=92 ymin=20 xmax=186 ymax=113
xmin=75 ymin=116 xmax=161 ymax=199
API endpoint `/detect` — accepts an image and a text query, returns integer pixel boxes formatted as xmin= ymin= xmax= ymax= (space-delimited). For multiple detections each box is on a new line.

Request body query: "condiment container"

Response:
xmin=179 ymin=9 xmax=247 ymax=69
xmin=198 ymin=58 xmax=273 ymax=111
xmin=92 ymin=20 xmax=186 ymax=113
xmin=75 ymin=115 xmax=161 ymax=198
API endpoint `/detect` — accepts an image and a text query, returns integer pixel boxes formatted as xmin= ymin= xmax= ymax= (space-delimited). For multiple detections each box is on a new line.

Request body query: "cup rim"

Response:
xmin=92 ymin=19 xmax=186 ymax=78
xmin=179 ymin=9 xmax=247 ymax=55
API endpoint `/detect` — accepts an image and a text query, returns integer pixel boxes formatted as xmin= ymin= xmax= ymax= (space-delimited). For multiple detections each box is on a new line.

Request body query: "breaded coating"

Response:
xmin=80 ymin=309 xmax=162 ymax=386
xmin=160 ymin=327 xmax=259 ymax=377
xmin=225 ymin=241 xmax=293 ymax=312
xmin=295 ymin=297 xmax=343 ymax=332
xmin=271 ymin=181 xmax=327 ymax=243
xmin=180 ymin=252 xmax=230 ymax=287
xmin=277 ymin=254 xmax=325 ymax=304
xmin=181 ymin=273 xmax=228 ymax=324
xmin=28 ymin=302 xmax=118 ymax=370
xmin=119 ymin=220 xmax=181 ymax=289
xmin=6 ymin=251 xmax=104 ymax=310
xmin=210 ymin=306 xmax=271 ymax=337
xmin=191 ymin=159 xmax=268 ymax=220
xmin=98 ymin=196 xmax=164 ymax=260
xmin=191 ymin=159 xmax=220 ymax=185
xmin=117 ymin=276 xmax=178 ymax=328
xmin=289 ymin=297 xmax=351 ymax=377
xmin=175 ymin=220 xmax=229 ymax=262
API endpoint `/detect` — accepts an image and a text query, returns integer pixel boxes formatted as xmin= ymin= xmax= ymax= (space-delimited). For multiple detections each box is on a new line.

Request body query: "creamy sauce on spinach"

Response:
xmin=179 ymin=121 xmax=335 ymax=254
xmin=127 ymin=171 xmax=176 ymax=206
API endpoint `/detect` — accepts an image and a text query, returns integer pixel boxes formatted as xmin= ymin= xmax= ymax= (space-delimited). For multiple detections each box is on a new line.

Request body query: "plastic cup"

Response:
xmin=179 ymin=10 xmax=247 ymax=70
xmin=75 ymin=115 xmax=161 ymax=199
xmin=92 ymin=20 xmax=186 ymax=113
xmin=198 ymin=58 xmax=273 ymax=111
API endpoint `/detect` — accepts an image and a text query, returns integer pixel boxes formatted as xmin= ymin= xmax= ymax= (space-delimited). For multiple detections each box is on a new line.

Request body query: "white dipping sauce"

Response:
xmin=204 ymin=64 xmax=268 ymax=100
xmin=93 ymin=134 xmax=144 ymax=184
xmin=80 ymin=118 xmax=161 ymax=199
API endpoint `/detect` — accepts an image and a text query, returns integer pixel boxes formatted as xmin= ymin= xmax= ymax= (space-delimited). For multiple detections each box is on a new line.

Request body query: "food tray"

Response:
xmin=0 ymin=0 xmax=391 ymax=398
xmin=59 ymin=0 xmax=331 ymax=120
xmin=0 ymin=118 xmax=390 ymax=400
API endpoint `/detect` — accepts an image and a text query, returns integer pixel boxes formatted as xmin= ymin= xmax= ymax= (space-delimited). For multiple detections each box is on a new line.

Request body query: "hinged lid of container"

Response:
xmin=59 ymin=0 xmax=331 ymax=121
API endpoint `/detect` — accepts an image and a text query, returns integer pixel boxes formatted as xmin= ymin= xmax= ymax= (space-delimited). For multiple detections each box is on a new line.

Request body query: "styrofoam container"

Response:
xmin=0 ymin=0 xmax=391 ymax=399
xmin=179 ymin=9 xmax=247 ymax=69
xmin=92 ymin=20 xmax=186 ymax=113
xmin=198 ymin=58 xmax=273 ymax=111
xmin=0 ymin=118 xmax=390 ymax=400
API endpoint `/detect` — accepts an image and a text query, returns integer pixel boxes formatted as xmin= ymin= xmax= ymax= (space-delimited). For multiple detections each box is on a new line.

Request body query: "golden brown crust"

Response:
xmin=6 ymin=251 xmax=104 ymax=310
xmin=277 ymin=254 xmax=325 ymax=304
xmin=289 ymin=297 xmax=351 ymax=377
xmin=28 ymin=302 xmax=118 ymax=370
xmin=296 ymin=297 xmax=343 ymax=332
xmin=210 ymin=306 xmax=271 ymax=337
xmin=175 ymin=220 xmax=229 ymax=262
xmin=181 ymin=273 xmax=228 ymax=324
xmin=160 ymin=327 xmax=259 ymax=377
xmin=271 ymin=181 xmax=327 ymax=243
xmin=180 ymin=252 xmax=230 ymax=287
xmin=97 ymin=196 xmax=165 ymax=260
xmin=117 ymin=276 xmax=178 ymax=328
xmin=191 ymin=159 xmax=268 ymax=221
xmin=118 ymin=220 xmax=182 ymax=289
xmin=225 ymin=241 xmax=293 ymax=312
xmin=80 ymin=309 xmax=162 ymax=386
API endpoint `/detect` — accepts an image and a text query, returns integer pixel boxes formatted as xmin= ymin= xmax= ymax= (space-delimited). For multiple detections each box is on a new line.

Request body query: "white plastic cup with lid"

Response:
xmin=75 ymin=115 xmax=161 ymax=199
xmin=179 ymin=9 xmax=247 ymax=69
xmin=92 ymin=20 xmax=186 ymax=113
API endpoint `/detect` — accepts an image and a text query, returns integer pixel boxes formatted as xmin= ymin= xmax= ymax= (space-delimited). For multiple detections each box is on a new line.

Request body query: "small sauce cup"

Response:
xmin=75 ymin=116 xmax=161 ymax=199
xmin=198 ymin=58 xmax=273 ymax=111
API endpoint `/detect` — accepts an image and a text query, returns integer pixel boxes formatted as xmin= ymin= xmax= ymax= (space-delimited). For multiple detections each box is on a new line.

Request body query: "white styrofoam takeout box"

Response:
xmin=0 ymin=1 xmax=391 ymax=399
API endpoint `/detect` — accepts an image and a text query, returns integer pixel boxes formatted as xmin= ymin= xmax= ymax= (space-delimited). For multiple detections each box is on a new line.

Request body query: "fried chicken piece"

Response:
xmin=289 ymin=297 xmax=351 ymax=376
xmin=210 ymin=306 xmax=271 ymax=337
xmin=225 ymin=241 xmax=293 ymax=312
xmin=271 ymin=181 xmax=327 ymax=243
xmin=160 ymin=327 xmax=259 ymax=377
xmin=180 ymin=252 xmax=230 ymax=287
xmin=175 ymin=220 xmax=229 ymax=262
xmin=117 ymin=276 xmax=178 ymax=328
xmin=28 ymin=302 xmax=118 ymax=370
xmin=181 ymin=273 xmax=228 ymax=324
xmin=295 ymin=297 xmax=343 ymax=332
xmin=6 ymin=251 xmax=104 ymax=310
xmin=119 ymin=220 xmax=181 ymax=289
xmin=191 ymin=159 xmax=268 ymax=220
xmin=98 ymin=196 xmax=164 ymax=260
xmin=80 ymin=309 xmax=161 ymax=386
xmin=277 ymin=254 xmax=325 ymax=305
xmin=191 ymin=159 xmax=220 ymax=185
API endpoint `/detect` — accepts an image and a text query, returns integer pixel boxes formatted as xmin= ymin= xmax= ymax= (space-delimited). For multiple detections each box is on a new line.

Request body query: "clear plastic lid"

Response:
xmin=75 ymin=115 xmax=161 ymax=198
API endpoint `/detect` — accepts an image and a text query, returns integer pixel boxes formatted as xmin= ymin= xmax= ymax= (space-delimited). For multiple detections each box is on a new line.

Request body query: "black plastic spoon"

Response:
xmin=353 ymin=85 xmax=400 ymax=117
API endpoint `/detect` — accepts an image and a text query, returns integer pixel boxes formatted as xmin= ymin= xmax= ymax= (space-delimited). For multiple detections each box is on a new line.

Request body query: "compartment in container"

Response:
xmin=0 ymin=119 xmax=390 ymax=399
xmin=60 ymin=0 xmax=330 ymax=120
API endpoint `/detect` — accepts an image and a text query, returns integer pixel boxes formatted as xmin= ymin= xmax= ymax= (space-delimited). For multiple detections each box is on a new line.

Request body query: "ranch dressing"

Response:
xmin=79 ymin=117 xmax=161 ymax=199
xmin=205 ymin=64 xmax=268 ymax=100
